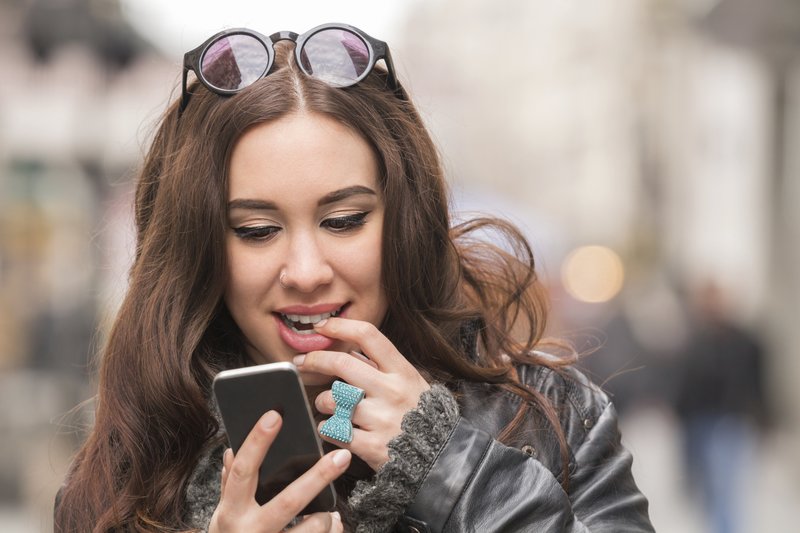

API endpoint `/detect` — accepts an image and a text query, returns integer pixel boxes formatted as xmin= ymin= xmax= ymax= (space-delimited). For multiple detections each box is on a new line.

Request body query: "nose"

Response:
xmin=279 ymin=231 xmax=334 ymax=293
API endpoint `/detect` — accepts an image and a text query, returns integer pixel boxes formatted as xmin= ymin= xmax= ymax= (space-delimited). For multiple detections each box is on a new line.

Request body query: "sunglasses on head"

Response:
xmin=181 ymin=22 xmax=403 ymax=111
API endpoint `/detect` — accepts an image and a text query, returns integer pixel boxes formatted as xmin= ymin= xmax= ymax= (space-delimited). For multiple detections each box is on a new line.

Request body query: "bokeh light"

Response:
xmin=561 ymin=245 xmax=625 ymax=303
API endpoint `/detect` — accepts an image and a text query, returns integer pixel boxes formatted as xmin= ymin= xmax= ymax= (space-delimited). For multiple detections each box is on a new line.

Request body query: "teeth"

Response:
xmin=281 ymin=307 xmax=342 ymax=329
xmin=285 ymin=311 xmax=333 ymax=324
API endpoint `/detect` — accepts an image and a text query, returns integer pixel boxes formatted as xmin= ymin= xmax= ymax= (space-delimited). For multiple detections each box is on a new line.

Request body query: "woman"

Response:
xmin=55 ymin=24 xmax=654 ymax=532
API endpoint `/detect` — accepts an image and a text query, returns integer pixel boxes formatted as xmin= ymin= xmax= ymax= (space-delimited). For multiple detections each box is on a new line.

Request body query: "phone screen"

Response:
xmin=212 ymin=362 xmax=336 ymax=513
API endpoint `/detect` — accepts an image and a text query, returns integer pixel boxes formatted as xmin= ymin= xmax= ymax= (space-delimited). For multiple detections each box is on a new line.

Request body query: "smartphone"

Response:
xmin=212 ymin=362 xmax=336 ymax=514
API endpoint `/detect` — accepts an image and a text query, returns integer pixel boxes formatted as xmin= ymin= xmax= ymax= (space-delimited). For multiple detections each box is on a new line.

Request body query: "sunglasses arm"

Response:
xmin=180 ymin=65 xmax=190 ymax=112
xmin=382 ymin=48 xmax=407 ymax=100
xmin=180 ymin=47 xmax=204 ymax=113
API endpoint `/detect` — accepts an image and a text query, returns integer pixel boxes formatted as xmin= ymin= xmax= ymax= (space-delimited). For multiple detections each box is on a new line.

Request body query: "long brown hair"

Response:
xmin=55 ymin=44 xmax=573 ymax=532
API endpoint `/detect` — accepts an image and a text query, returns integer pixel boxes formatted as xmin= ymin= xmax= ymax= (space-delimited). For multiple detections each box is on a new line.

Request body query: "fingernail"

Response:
xmin=261 ymin=410 xmax=280 ymax=429
xmin=292 ymin=355 xmax=305 ymax=366
xmin=314 ymin=318 xmax=327 ymax=328
xmin=332 ymin=449 xmax=351 ymax=468
xmin=332 ymin=511 xmax=342 ymax=522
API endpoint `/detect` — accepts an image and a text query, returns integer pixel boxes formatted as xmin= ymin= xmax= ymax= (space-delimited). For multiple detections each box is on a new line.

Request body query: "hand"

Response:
xmin=210 ymin=411 xmax=349 ymax=533
xmin=295 ymin=317 xmax=431 ymax=471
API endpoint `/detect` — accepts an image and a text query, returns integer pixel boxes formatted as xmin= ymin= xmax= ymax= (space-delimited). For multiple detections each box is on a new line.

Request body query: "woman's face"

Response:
xmin=224 ymin=112 xmax=388 ymax=385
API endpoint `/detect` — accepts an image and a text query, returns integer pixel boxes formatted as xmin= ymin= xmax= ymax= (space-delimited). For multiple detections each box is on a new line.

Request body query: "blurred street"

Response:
xmin=2 ymin=1 xmax=800 ymax=531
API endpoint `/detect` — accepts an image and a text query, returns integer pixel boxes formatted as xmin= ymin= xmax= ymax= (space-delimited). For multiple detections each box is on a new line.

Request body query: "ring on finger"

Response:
xmin=319 ymin=380 xmax=364 ymax=444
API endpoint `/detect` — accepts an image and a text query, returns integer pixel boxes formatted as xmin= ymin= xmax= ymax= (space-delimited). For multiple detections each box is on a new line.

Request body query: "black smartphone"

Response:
xmin=212 ymin=362 xmax=336 ymax=514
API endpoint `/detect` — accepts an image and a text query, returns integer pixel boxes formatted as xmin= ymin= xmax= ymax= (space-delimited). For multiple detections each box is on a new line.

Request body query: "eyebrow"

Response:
xmin=228 ymin=185 xmax=377 ymax=211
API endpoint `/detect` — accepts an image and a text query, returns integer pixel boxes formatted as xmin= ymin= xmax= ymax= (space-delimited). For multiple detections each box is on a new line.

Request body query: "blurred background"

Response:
xmin=1 ymin=0 xmax=799 ymax=531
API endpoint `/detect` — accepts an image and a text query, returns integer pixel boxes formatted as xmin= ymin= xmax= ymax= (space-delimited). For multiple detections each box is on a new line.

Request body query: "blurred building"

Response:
xmin=399 ymin=0 xmax=800 ymax=423
xmin=1 ymin=0 xmax=799 ymax=531
xmin=0 ymin=0 xmax=172 ymax=528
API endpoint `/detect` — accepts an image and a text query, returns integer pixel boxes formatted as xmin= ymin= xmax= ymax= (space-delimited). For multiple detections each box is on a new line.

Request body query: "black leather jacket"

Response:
xmin=395 ymin=363 xmax=655 ymax=532
xmin=56 ymin=361 xmax=654 ymax=533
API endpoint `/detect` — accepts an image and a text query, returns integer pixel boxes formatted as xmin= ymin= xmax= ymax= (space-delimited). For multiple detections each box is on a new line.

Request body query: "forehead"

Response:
xmin=227 ymin=112 xmax=380 ymax=203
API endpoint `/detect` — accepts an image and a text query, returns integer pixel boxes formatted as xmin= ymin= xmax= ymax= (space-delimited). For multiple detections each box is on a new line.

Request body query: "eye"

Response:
xmin=232 ymin=225 xmax=280 ymax=242
xmin=322 ymin=211 xmax=370 ymax=232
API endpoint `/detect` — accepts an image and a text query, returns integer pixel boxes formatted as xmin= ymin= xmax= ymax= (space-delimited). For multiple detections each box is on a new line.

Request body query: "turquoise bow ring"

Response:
xmin=320 ymin=380 xmax=365 ymax=443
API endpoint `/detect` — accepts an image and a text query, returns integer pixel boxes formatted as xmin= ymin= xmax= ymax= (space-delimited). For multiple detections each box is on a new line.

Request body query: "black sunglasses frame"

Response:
xmin=180 ymin=22 xmax=403 ymax=111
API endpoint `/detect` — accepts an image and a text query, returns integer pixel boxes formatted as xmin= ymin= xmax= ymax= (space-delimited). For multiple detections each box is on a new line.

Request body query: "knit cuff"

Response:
xmin=347 ymin=383 xmax=461 ymax=533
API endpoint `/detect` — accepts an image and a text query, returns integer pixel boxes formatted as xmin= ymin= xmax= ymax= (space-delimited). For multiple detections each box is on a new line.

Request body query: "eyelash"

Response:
xmin=232 ymin=226 xmax=279 ymax=241
xmin=322 ymin=211 xmax=370 ymax=231
xmin=232 ymin=211 xmax=371 ymax=242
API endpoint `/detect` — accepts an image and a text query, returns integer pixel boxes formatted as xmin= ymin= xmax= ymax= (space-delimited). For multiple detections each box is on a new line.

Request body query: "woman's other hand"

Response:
xmin=296 ymin=317 xmax=431 ymax=471
xmin=209 ymin=411 xmax=349 ymax=533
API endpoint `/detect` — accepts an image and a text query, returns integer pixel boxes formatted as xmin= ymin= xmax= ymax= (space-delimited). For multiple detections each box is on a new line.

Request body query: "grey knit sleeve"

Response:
xmin=184 ymin=440 xmax=225 ymax=532
xmin=347 ymin=383 xmax=461 ymax=533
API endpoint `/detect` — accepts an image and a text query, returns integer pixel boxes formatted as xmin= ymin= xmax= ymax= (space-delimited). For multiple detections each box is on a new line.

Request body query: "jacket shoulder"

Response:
xmin=457 ymin=356 xmax=616 ymax=479
xmin=514 ymin=360 xmax=614 ymax=467
xmin=518 ymin=360 xmax=611 ymax=422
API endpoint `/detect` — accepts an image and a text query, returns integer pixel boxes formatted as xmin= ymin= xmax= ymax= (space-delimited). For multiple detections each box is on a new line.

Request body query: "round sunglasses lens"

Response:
xmin=201 ymin=34 xmax=269 ymax=91
xmin=300 ymin=29 xmax=370 ymax=87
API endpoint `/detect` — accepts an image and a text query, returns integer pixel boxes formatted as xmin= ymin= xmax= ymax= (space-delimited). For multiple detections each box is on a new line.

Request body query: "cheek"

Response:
xmin=224 ymin=247 xmax=245 ymax=298
xmin=352 ymin=234 xmax=386 ymax=304
xmin=224 ymin=246 xmax=269 ymax=305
